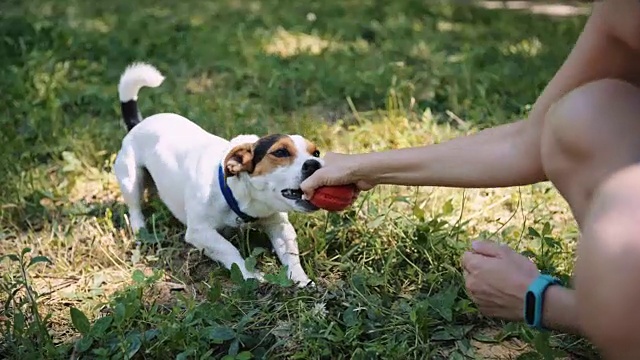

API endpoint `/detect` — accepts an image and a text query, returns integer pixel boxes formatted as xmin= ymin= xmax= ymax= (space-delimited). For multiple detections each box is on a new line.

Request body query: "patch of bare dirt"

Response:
xmin=471 ymin=327 xmax=530 ymax=359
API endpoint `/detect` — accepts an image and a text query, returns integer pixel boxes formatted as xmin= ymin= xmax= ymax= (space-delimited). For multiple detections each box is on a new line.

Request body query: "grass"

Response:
xmin=0 ymin=0 xmax=597 ymax=358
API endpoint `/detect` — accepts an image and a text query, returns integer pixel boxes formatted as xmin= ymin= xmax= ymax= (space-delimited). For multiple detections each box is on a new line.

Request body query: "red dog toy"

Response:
xmin=309 ymin=184 xmax=358 ymax=212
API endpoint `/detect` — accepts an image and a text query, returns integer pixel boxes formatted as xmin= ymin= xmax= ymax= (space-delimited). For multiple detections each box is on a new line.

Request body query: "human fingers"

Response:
xmin=461 ymin=251 xmax=479 ymax=273
xmin=461 ymin=259 xmax=478 ymax=299
xmin=355 ymin=180 xmax=374 ymax=192
xmin=300 ymin=168 xmax=330 ymax=198
xmin=462 ymin=250 xmax=501 ymax=274
xmin=301 ymin=153 xmax=360 ymax=197
xmin=470 ymin=239 xmax=509 ymax=258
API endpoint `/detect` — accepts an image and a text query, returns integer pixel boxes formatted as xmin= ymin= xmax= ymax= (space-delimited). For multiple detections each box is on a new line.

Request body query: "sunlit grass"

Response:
xmin=0 ymin=0 xmax=594 ymax=359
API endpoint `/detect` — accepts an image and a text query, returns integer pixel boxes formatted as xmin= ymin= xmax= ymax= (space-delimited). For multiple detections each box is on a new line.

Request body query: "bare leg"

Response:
xmin=574 ymin=164 xmax=640 ymax=359
xmin=538 ymin=79 xmax=640 ymax=355
xmin=463 ymin=79 xmax=640 ymax=357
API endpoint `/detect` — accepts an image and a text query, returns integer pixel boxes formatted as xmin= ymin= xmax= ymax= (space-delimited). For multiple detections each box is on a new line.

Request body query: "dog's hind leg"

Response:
xmin=114 ymin=146 xmax=146 ymax=233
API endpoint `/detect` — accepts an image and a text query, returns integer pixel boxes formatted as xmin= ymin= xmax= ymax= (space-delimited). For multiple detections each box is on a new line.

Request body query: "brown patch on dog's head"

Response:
xmin=251 ymin=134 xmax=298 ymax=176
xmin=306 ymin=140 xmax=320 ymax=158
xmin=224 ymin=143 xmax=254 ymax=177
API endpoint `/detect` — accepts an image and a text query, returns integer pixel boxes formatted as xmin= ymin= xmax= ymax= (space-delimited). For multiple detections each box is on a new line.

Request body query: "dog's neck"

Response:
xmin=224 ymin=174 xmax=279 ymax=220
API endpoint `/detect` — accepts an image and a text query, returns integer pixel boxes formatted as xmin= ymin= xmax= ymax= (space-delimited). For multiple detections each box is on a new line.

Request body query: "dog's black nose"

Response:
xmin=301 ymin=159 xmax=322 ymax=179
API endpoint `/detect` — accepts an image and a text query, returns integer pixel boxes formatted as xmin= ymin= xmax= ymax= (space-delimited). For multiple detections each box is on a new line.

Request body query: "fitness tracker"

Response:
xmin=523 ymin=274 xmax=561 ymax=330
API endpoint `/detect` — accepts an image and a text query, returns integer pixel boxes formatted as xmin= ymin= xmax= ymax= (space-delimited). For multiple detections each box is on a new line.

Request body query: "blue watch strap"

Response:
xmin=523 ymin=274 xmax=561 ymax=330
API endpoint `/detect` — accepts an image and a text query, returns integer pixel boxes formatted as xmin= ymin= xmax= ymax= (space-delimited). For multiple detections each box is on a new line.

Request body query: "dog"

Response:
xmin=113 ymin=62 xmax=324 ymax=287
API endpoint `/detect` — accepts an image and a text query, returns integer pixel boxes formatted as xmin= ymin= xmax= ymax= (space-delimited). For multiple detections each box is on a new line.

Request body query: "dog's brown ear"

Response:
xmin=224 ymin=143 xmax=254 ymax=177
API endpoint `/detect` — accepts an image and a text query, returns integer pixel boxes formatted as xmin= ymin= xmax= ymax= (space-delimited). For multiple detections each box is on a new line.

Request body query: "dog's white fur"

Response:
xmin=113 ymin=62 xmax=323 ymax=287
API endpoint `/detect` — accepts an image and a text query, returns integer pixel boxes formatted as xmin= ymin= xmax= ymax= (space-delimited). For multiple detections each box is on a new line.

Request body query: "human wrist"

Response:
xmin=541 ymin=284 xmax=581 ymax=335
xmin=523 ymin=274 xmax=560 ymax=330
xmin=349 ymin=153 xmax=380 ymax=186
xmin=523 ymin=275 xmax=581 ymax=335
xmin=351 ymin=149 xmax=416 ymax=186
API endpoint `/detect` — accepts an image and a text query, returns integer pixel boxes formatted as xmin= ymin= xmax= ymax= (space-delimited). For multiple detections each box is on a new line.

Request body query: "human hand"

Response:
xmin=300 ymin=152 xmax=375 ymax=199
xmin=461 ymin=240 xmax=540 ymax=321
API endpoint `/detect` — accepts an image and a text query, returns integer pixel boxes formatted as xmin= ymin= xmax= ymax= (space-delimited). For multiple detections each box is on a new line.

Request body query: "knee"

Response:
xmin=540 ymin=79 xmax=640 ymax=215
xmin=542 ymin=78 xmax=640 ymax=158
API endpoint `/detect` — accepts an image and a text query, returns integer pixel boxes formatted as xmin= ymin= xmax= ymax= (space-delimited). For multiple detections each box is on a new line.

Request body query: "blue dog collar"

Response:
xmin=217 ymin=164 xmax=257 ymax=223
xmin=523 ymin=274 xmax=561 ymax=330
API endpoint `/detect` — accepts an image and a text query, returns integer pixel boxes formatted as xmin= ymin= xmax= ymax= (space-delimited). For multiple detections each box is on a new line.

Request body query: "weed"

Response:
xmin=0 ymin=249 xmax=62 ymax=358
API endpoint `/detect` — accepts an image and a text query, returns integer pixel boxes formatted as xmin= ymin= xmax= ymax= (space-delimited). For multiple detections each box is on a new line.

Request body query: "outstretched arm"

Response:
xmin=302 ymin=0 xmax=640 ymax=196
xmin=353 ymin=118 xmax=543 ymax=188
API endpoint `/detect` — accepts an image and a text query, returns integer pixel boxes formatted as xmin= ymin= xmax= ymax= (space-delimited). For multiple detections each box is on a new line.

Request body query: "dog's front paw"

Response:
xmin=247 ymin=271 xmax=265 ymax=283
xmin=129 ymin=216 xmax=146 ymax=234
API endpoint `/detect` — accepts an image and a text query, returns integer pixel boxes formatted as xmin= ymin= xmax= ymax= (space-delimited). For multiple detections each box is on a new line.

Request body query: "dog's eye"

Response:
xmin=312 ymin=150 xmax=320 ymax=157
xmin=271 ymin=148 xmax=290 ymax=158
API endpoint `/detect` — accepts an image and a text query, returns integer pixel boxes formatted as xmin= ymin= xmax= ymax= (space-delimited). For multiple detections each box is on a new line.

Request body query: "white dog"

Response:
xmin=113 ymin=62 xmax=324 ymax=287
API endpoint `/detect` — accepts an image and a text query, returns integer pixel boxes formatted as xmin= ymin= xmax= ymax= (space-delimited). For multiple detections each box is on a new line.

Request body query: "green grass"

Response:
xmin=0 ymin=0 xmax=597 ymax=358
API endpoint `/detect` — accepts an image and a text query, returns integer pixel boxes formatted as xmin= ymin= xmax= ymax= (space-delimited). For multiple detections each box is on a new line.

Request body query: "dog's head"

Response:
xmin=223 ymin=134 xmax=323 ymax=213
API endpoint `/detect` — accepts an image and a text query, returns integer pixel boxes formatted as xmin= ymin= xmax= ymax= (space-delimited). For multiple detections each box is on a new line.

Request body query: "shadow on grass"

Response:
xmin=1 ymin=186 xmax=277 ymax=285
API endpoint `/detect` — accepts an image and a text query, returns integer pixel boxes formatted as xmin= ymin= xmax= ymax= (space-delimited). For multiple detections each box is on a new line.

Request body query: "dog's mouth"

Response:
xmin=281 ymin=188 xmax=304 ymax=200
xmin=281 ymin=188 xmax=318 ymax=212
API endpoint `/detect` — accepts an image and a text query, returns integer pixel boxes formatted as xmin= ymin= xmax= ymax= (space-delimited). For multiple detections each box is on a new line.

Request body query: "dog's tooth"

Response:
xmin=301 ymin=194 xmax=308 ymax=200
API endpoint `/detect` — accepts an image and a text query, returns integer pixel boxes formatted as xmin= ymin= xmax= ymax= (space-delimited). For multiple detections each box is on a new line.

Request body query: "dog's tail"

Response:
xmin=118 ymin=62 xmax=165 ymax=132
